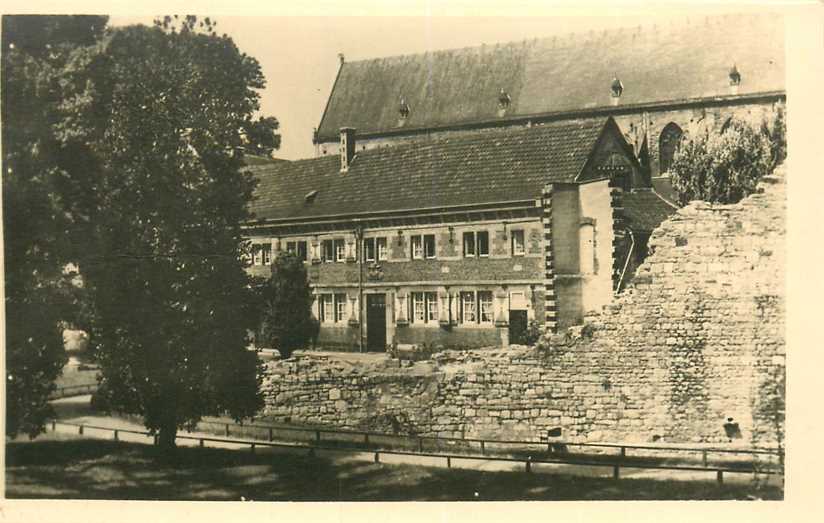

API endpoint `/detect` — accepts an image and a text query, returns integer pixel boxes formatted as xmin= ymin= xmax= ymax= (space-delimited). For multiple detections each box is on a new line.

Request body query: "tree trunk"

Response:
xmin=156 ymin=412 xmax=178 ymax=460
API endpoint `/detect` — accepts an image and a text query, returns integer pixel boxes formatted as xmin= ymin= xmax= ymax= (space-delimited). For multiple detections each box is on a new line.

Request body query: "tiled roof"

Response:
xmin=317 ymin=13 xmax=784 ymax=141
xmin=622 ymin=189 xmax=678 ymax=233
xmin=248 ymin=118 xmax=611 ymax=223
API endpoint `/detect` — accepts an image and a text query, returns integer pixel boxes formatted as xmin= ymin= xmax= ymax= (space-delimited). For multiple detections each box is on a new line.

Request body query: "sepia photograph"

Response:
xmin=2 ymin=0 xmax=814 ymax=512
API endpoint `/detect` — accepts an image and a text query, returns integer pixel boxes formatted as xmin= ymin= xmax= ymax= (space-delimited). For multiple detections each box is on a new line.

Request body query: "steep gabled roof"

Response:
xmin=248 ymin=118 xmax=617 ymax=223
xmin=622 ymin=189 xmax=679 ymax=233
xmin=317 ymin=13 xmax=784 ymax=141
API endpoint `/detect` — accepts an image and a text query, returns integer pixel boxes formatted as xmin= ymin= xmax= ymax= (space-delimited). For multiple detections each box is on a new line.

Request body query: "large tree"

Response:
xmin=2 ymin=15 xmax=108 ymax=438
xmin=55 ymin=16 xmax=278 ymax=450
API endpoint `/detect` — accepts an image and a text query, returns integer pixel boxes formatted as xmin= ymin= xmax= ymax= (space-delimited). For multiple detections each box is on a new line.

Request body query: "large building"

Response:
xmin=244 ymin=13 xmax=785 ymax=351
xmin=312 ymin=13 xmax=785 ymax=197
xmin=245 ymin=118 xmax=672 ymax=350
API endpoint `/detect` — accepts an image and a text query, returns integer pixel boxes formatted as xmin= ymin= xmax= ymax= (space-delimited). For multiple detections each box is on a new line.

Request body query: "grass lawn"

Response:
xmin=5 ymin=433 xmax=783 ymax=501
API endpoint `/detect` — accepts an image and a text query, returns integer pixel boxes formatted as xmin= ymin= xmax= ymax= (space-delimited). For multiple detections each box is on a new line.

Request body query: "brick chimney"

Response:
xmin=339 ymin=127 xmax=356 ymax=173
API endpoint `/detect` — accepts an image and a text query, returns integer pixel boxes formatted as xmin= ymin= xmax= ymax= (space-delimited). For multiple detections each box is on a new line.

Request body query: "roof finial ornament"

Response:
xmin=338 ymin=53 xmax=345 ymax=65
xmin=611 ymin=75 xmax=624 ymax=98
xmin=498 ymin=87 xmax=511 ymax=109
xmin=729 ymin=64 xmax=741 ymax=86
xmin=399 ymin=97 xmax=410 ymax=119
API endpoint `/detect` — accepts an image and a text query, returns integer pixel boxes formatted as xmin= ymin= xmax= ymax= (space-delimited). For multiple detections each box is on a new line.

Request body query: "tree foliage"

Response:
xmin=258 ymin=253 xmax=317 ymax=359
xmin=51 ymin=17 xmax=278 ymax=450
xmin=669 ymin=108 xmax=785 ymax=206
xmin=2 ymin=15 xmax=108 ymax=438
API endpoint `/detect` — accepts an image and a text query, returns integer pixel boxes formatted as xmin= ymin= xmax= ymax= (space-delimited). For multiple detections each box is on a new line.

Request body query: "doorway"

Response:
xmin=366 ymin=294 xmax=387 ymax=352
xmin=508 ymin=291 xmax=528 ymax=345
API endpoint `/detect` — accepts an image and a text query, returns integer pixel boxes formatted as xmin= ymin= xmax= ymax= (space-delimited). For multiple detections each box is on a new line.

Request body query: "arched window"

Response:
xmin=659 ymin=122 xmax=683 ymax=174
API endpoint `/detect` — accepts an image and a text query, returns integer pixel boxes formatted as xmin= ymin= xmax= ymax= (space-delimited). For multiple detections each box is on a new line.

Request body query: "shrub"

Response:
xmin=524 ymin=320 xmax=543 ymax=346
xmin=258 ymin=252 xmax=316 ymax=359
xmin=669 ymin=116 xmax=777 ymax=205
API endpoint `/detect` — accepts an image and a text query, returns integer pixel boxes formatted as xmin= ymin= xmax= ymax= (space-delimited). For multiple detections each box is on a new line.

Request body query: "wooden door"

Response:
xmin=366 ymin=294 xmax=387 ymax=352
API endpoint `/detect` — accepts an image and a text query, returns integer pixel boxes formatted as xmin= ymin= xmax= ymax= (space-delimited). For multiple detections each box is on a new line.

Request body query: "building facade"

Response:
xmin=246 ymin=118 xmax=673 ymax=350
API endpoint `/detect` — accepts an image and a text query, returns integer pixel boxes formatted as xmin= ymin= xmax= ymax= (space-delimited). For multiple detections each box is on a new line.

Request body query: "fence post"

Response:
xmin=702 ymin=450 xmax=708 ymax=468
xmin=716 ymin=470 xmax=724 ymax=485
xmin=374 ymin=452 xmax=380 ymax=463
xmin=268 ymin=428 xmax=274 ymax=442
xmin=481 ymin=441 xmax=486 ymax=455
xmin=225 ymin=424 xmax=230 ymax=437
xmin=79 ymin=424 xmax=84 ymax=435
xmin=613 ymin=465 xmax=620 ymax=479
xmin=419 ymin=437 xmax=424 ymax=453
xmin=620 ymin=446 xmax=626 ymax=458
xmin=315 ymin=430 xmax=321 ymax=443
xmin=114 ymin=430 xmax=119 ymax=441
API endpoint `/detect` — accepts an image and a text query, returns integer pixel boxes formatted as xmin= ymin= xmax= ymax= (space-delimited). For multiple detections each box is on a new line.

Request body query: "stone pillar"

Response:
xmin=396 ymin=291 xmax=408 ymax=325
xmin=438 ymin=288 xmax=450 ymax=326
xmin=310 ymin=237 xmax=321 ymax=263
xmin=348 ymin=294 xmax=359 ymax=326
xmin=272 ymin=238 xmax=281 ymax=257
xmin=494 ymin=288 xmax=508 ymax=326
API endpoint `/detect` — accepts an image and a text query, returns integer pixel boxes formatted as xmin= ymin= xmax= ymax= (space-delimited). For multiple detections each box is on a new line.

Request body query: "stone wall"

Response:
xmin=261 ymin=165 xmax=785 ymax=445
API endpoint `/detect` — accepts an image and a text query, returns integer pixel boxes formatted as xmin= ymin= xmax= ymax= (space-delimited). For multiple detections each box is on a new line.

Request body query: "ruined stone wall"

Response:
xmin=261 ymin=165 xmax=785 ymax=445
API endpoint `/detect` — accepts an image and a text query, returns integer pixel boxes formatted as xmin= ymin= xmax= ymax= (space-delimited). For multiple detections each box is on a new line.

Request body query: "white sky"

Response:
xmin=109 ymin=7 xmax=773 ymax=160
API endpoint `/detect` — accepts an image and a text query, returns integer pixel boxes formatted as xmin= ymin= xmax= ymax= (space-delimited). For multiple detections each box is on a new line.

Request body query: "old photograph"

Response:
xmin=2 ymin=3 xmax=796 ymax=506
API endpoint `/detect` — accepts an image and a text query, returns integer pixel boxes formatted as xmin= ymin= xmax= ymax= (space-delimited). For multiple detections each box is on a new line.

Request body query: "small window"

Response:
xmin=426 ymin=292 xmax=438 ymax=322
xmin=477 ymin=231 xmax=489 ymax=256
xmin=410 ymin=234 xmax=436 ymax=260
xmin=321 ymin=294 xmax=334 ymax=322
xmin=334 ymin=239 xmax=346 ymax=262
xmin=364 ymin=238 xmax=375 ymax=262
xmin=659 ymin=122 xmax=683 ymax=174
xmin=322 ymin=240 xmax=334 ymax=263
xmin=286 ymin=240 xmax=308 ymax=262
xmin=297 ymin=241 xmax=307 ymax=262
xmin=511 ymin=230 xmax=525 ymax=256
xmin=478 ymin=291 xmax=493 ymax=323
xmin=424 ymin=235 xmax=436 ymax=259
xmin=411 ymin=236 xmax=424 ymax=260
xmin=460 ymin=291 xmax=476 ymax=323
xmin=463 ymin=232 xmax=476 ymax=257
xmin=252 ymin=244 xmax=271 ymax=266
xmin=334 ymin=293 xmax=347 ymax=322
xmin=412 ymin=292 xmax=426 ymax=323
xmin=376 ymin=237 xmax=388 ymax=261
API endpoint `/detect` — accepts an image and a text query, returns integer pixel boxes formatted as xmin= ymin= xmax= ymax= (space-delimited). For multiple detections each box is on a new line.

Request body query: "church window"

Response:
xmin=659 ymin=122 xmax=683 ymax=174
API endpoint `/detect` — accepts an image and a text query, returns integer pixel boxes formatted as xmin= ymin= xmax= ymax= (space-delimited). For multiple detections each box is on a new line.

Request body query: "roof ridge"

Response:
xmin=339 ymin=12 xmax=769 ymax=65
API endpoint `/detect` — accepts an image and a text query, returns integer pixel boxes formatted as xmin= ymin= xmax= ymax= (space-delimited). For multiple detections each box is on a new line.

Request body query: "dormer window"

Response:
xmin=611 ymin=76 xmax=623 ymax=98
xmin=498 ymin=88 xmax=511 ymax=109
xmin=398 ymin=97 xmax=410 ymax=119
xmin=729 ymin=64 xmax=741 ymax=86
xmin=304 ymin=190 xmax=318 ymax=203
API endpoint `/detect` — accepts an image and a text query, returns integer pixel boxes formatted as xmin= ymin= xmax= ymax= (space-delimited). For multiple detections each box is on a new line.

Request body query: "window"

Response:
xmin=334 ymin=293 xmax=347 ymax=322
xmin=511 ymin=230 xmax=525 ymax=256
xmin=463 ymin=231 xmax=489 ymax=257
xmin=463 ymin=232 xmax=475 ymax=257
xmin=411 ymin=236 xmax=423 ymax=259
xmin=321 ymin=294 xmax=334 ymax=322
xmin=478 ymin=291 xmax=493 ymax=323
xmin=426 ymin=292 xmax=438 ymax=322
xmin=410 ymin=234 xmax=436 ymax=260
xmin=322 ymin=240 xmax=334 ymax=263
xmin=364 ymin=238 xmax=375 ymax=262
xmin=659 ymin=122 xmax=683 ymax=174
xmin=252 ymin=244 xmax=271 ymax=266
xmin=286 ymin=240 xmax=308 ymax=262
xmin=460 ymin=291 xmax=476 ymax=323
xmin=334 ymin=239 xmax=346 ymax=262
xmin=412 ymin=293 xmax=426 ymax=322
xmin=376 ymin=238 xmax=388 ymax=261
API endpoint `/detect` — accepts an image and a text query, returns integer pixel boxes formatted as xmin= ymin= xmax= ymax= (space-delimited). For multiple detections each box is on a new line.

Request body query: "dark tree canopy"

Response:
xmin=2 ymin=15 xmax=109 ymax=438
xmin=50 ymin=17 xmax=277 ymax=449
xmin=258 ymin=253 xmax=317 ymax=359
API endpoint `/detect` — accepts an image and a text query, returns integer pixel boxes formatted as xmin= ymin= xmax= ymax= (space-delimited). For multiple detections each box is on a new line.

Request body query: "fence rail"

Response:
xmin=49 ymin=419 xmax=783 ymax=484
xmin=49 ymin=383 xmax=99 ymax=399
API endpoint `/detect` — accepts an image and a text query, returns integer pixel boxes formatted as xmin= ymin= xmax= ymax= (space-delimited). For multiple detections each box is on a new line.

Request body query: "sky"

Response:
xmin=109 ymin=7 xmax=775 ymax=160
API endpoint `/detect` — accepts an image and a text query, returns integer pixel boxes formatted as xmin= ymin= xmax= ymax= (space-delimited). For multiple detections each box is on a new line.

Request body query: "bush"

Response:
xmin=669 ymin=113 xmax=780 ymax=205
xmin=523 ymin=320 xmax=543 ymax=346
xmin=258 ymin=252 xmax=316 ymax=359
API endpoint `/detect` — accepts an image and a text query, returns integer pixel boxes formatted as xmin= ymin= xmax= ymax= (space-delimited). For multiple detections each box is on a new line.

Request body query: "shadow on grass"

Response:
xmin=5 ymin=435 xmax=784 ymax=501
